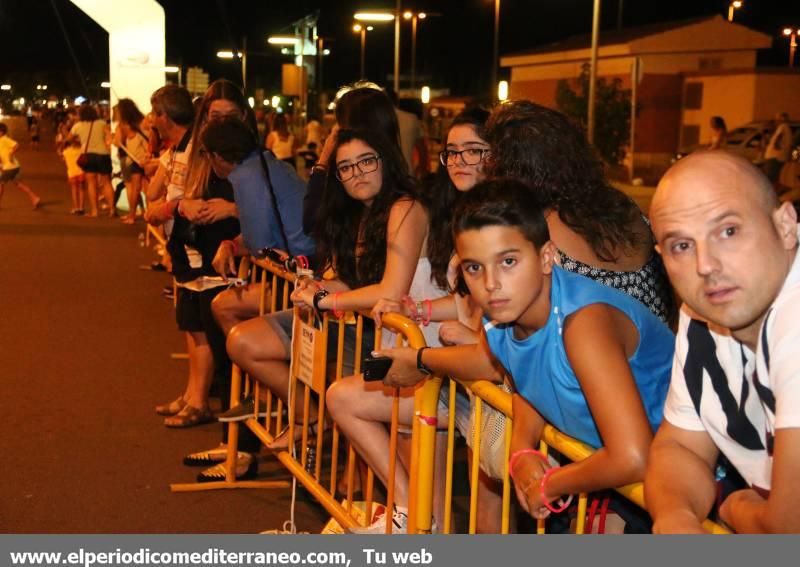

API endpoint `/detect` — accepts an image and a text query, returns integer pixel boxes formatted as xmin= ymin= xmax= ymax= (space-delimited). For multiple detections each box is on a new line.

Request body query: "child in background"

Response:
xmin=61 ymin=136 xmax=86 ymax=215
xmin=0 ymin=123 xmax=41 ymax=210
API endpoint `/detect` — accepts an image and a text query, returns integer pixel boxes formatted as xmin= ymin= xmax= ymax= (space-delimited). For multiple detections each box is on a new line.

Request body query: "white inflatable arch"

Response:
xmin=69 ymin=0 xmax=166 ymax=112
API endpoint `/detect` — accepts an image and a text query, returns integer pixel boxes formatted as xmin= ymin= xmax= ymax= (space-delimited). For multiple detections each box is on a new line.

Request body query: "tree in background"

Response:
xmin=556 ymin=63 xmax=632 ymax=165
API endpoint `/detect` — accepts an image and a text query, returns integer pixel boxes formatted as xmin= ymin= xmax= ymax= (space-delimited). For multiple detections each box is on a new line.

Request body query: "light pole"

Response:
xmin=728 ymin=1 xmax=742 ymax=23
xmin=353 ymin=24 xmax=374 ymax=79
xmin=354 ymin=11 xmax=396 ymax=83
xmin=784 ymin=28 xmax=798 ymax=68
xmin=403 ymin=11 xmax=439 ymax=89
xmin=587 ymin=0 xmax=601 ymax=145
xmin=492 ymin=0 xmax=500 ymax=101
xmin=216 ymin=47 xmax=246 ymax=90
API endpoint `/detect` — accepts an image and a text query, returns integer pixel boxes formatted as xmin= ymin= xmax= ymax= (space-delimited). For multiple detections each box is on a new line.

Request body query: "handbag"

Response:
xmin=76 ymin=121 xmax=94 ymax=169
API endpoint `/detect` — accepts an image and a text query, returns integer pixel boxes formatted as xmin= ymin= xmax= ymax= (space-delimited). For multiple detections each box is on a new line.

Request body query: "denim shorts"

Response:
xmin=263 ymin=309 xmax=376 ymax=378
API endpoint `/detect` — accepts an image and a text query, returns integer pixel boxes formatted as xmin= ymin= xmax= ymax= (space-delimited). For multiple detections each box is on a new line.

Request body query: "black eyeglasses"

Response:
xmin=335 ymin=155 xmax=381 ymax=182
xmin=439 ymin=148 xmax=490 ymax=167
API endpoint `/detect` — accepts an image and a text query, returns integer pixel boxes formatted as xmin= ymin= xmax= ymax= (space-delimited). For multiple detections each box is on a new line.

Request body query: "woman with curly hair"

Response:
xmin=486 ymin=100 xmax=674 ymax=324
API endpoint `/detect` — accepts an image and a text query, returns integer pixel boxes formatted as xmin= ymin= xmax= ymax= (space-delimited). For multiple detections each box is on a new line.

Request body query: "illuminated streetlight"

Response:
xmin=164 ymin=66 xmax=180 ymax=73
xmin=421 ymin=85 xmax=430 ymax=104
xmin=498 ymin=80 xmax=509 ymax=102
xmin=100 ymin=81 xmax=111 ymax=88
xmin=353 ymin=23 xmax=373 ymax=79
xmin=216 ymin=50 xmax=240 ymax=59
xmin=354 ymin=10 xmax=395 ymax=83
xmin=354 ymin=12 xmax=395 ymax=22
xmin=268 ymin=35 xmax=299 ymax=45
xmin=0 ymin=84 xmax=11 ymax=91
xmin=402 ymin=11 xmax=437 ymax=89
xmin=784 ymin=27 xmax=798 ymax=68
xmin=271 ymin=95 xmax=281 ymax=107
xmin=728 ymin=1 xmax=743 ymax=22
xmin=217 ymin=41 xmax=247 ymax=90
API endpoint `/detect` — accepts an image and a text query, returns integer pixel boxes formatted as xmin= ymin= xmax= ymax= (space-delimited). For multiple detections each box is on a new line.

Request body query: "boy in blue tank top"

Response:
xmin=376 ymin=178 xmax=674 ymax=522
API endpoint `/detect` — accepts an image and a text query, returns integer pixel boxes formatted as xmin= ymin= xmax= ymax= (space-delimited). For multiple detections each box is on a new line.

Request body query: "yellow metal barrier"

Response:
xmin=170 ymin=256 xmax=440 ymax=535
xmin=436 ymin=378 xmax=731 ymax=534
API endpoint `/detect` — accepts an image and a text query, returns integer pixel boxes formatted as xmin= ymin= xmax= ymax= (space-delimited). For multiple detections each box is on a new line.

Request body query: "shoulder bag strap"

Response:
xmin=257 ymin=149 xmax=290 ymax=252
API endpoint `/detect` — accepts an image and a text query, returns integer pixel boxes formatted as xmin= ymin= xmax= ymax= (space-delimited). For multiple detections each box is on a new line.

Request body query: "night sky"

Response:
xmin=2 ymin=0 xmax=799 ymax=101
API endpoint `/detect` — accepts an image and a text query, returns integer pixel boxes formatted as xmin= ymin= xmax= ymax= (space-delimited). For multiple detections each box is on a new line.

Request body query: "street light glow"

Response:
xmin=732 ymin=1 xmax=742 ymax=8
xmin=323 ymin=49 xmax=331 ymax=55
xmin=784 ymin=28 xmax=795 ymax=36
xmin=498 ymin=80 xmax=509 ymax=102
xmin=0 ymin=85 xmax=11 ymax=91
xmin=217 ymin=50 xmax=242 ymax=59
xmin=403 ymin=11 xmax=412 ymax=20
xmin=353 ymin=24 xmax=363 ymax=32
xmin=164 ymin=66 xmax=180 ymax=73
xmin=263 ymin=99 xmax=270 ymax=107
xmin=421 ymin=86 xmax=430 ymax=104
xmin=247 ymin=97 xmax=255 ymax=108
xmin=268 ymin=36 xmax=299 ymax=45
xmin=419 ymin=13 xmax=427 ymax=19
xmin=271 ymin=95 xmax=281 ymax=107
xmin=100 ymin=81 xmax=111 ymax=88
xmin=354 ymin=12 xmax=395 ymax=22
xmin=367 ymin=26 xmax=374 ymax=31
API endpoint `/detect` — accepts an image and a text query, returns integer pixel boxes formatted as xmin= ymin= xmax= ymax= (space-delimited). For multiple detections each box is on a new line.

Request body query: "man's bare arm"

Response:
xmin=644 ymin=421 xmax=719 ymax=533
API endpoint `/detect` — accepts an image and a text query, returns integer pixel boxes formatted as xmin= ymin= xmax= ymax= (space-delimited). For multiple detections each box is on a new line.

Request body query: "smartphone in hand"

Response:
xmin=362 ymin=355 xmax=393 ymax=382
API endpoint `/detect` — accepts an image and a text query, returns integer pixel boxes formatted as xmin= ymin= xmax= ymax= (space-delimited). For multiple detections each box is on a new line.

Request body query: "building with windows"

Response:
xmin=501 ymin=15 xmax=799 ymax=180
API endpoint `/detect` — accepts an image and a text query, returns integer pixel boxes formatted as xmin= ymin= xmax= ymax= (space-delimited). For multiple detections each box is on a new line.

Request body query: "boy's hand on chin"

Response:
xmin=371 ymin=348 xmax=427 ymax=388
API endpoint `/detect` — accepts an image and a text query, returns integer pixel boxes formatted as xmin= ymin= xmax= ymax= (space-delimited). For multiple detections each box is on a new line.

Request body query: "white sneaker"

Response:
xmin=349 ymin=505 xmax=408 ymax=534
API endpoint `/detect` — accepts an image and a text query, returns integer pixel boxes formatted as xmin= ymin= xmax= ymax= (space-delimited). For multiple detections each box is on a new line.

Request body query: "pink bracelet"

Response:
xmin=508 ymin=449 xmax=548 ymax=482
xmin=422 ymin=299 xmax=432 ymax=327
xmin=402 ymin=295 xmax=418 ymax=322
xmin=332 ymin=292 xmax=344 ymax=319
xmin=540 ymin=466 xmax=573 ymax=514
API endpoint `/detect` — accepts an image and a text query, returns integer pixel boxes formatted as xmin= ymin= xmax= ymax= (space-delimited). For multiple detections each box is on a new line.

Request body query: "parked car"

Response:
xmin=674 ymin=120 xmax=800 ymax=163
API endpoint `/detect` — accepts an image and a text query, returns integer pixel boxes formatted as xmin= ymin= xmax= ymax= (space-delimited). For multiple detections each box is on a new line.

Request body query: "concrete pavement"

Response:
xmin=0 ymin=123 xmax=326 ymax=533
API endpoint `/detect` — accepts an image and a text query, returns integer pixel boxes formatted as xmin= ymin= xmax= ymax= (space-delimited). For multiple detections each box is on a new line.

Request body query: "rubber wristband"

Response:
xmin=423 ymin=299 xmax=432 ymax=326
xmin=540 ymin=466 xmax=573 ymax=514
xmin=415 ymin=411 xmax=437 ymax=427
xmin=332 ymin=292 xmax=344 ymax=319
xmin=508 ymin=449 xmax=548 ymax=482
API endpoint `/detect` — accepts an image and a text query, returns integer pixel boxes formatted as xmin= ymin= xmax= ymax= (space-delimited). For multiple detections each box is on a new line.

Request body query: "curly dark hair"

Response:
xmin=486 ymin=100 xmax=641 ymax=262
xmin=315 ymin=128 xmax=419 ymax=288
xmin=426 ymin=106 xmax=491 ymax=289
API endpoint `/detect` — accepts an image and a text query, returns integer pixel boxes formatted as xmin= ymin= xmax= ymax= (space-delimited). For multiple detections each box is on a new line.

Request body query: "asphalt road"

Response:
xmin=0 ymin=121 xmax=327 ymax=533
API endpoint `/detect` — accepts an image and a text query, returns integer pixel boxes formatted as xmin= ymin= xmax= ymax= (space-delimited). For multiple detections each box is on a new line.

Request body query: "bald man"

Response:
xmin=645 ymin=151 xmax=800 ymax=533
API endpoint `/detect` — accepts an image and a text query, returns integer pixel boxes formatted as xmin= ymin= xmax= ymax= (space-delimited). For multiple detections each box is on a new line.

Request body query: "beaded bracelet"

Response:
xmin=540 ymin=466 xmax=573 ymax=514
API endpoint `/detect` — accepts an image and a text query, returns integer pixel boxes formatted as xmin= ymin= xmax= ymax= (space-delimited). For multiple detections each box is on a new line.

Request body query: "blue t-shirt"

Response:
xmin=484 ymin=265 xmax=674 ymax=449
xmin=227 ymin=150 xmax=316 ymax=258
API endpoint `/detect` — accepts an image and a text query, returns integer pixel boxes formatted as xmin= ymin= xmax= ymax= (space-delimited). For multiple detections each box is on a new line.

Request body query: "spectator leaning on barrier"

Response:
xmin=646 ymin=151 xmax=800 ymax=534
xmin=375 ymin=179 xmax=674 ymax=532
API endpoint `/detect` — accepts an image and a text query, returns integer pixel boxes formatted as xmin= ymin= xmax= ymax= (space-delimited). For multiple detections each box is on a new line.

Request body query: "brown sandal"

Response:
xmin=164 ymin=405 xmax=215 ymax=428
xmin=155 ymin=396 xmax=187 ymax=416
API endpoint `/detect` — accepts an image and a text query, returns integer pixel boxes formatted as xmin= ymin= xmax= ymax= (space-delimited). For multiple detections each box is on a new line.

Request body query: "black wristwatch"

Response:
xmin=417 ymin=347 xmax=433 ymax=375
xmin=313 ymin=288 xmax=330 ymax=311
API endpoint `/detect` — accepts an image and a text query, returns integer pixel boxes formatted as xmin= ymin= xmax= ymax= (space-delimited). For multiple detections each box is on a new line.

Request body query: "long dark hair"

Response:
xmin=427 ymin=106 xmax=490 ymax=289
xmin=486 ymin=100 xmax=641 ymax=262
xmin=117 ymin=98 xmax=144 ymax=128
xmin=335 ymin=85 xmax=400 ymax=147
xmin=185 ymin=79 xmax=258 ymax=198
xmin=315 ymin=128 xmax=418 ymax=288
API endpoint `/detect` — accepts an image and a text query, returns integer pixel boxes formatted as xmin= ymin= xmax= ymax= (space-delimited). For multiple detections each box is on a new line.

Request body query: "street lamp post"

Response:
xmin=728 ymin=1 xmax=743 ymax=23
xmin=354 ymin=11 xmax=396 ymax=83
xmin=587 ymin=0 xmax=601 ymax=145
xmin=492 ymin=0 xmax=500 ymax=101
xmin=784 ymin=28 xmax=798 ymax=68
xmin=353 ymin=24 xmax=372 ymax=79
xmin=403 ymin=11 xmax=438 ymax=90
